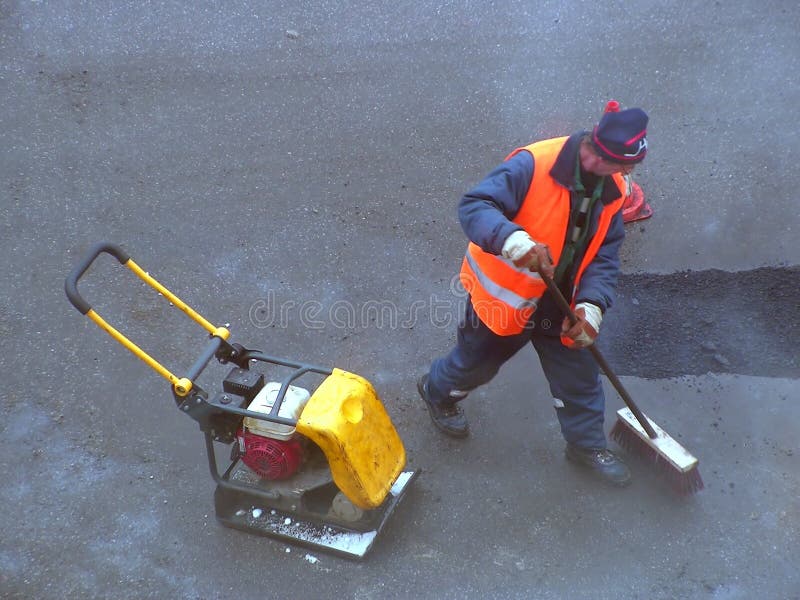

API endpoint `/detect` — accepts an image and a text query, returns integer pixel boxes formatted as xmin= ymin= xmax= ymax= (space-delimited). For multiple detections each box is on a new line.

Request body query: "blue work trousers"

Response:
xmin=428 ymin=301 xmax=607 ymax=449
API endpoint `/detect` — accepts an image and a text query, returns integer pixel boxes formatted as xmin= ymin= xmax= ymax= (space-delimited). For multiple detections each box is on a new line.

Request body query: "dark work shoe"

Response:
xmin=565 ymin=443 xmax=632 ymax=487
xmin=417 ymin=375 xmax=469 ymax=438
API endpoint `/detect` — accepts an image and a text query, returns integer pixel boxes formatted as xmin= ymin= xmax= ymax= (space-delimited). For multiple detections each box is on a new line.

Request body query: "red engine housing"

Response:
xmin=236 ymin=429 xmax=303 ymax=480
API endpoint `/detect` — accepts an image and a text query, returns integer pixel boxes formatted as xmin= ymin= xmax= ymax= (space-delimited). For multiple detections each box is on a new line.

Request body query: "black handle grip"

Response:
xmin=65 ymin=242 xmax=131 ymax=314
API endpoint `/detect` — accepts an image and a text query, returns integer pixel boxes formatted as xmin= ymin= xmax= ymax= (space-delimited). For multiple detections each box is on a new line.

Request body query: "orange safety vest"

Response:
xmin=459 ymin=136 xmax=626 ymax=336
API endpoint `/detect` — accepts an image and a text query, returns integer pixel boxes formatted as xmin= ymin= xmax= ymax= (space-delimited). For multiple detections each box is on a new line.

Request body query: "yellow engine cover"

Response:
xmin=295 ymin=368 xmax=406 ymax=510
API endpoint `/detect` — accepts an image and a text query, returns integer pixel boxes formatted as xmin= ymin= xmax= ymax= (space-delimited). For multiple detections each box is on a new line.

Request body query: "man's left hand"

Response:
xmin=561 ymin=302 xmax=603 ymax=348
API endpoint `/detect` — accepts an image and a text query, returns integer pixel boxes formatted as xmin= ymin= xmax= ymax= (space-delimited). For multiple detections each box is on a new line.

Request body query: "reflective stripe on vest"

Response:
xmin=460 ymin=136 xmax=625 ymax=336
xmin=463 ymin=251 xmax=540 ymax=311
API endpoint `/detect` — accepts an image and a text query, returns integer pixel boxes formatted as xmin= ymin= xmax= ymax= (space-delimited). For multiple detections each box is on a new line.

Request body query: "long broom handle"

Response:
xmin=539 ymin=271 xmax=659 ymax=439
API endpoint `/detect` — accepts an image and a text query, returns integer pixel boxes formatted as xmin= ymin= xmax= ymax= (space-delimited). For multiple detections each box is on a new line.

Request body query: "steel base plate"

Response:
xmin=214 ymin=470 xmax=419 ymax=559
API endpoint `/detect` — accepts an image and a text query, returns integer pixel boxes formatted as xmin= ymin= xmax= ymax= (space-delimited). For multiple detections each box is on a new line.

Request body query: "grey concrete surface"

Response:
xmin=2 ymin=1 xmax=798 ymax=599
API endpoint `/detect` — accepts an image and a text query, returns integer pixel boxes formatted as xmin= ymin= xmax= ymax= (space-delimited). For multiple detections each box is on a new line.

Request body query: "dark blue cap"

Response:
xmin=592 ymin=107 xmax=649 ymax=164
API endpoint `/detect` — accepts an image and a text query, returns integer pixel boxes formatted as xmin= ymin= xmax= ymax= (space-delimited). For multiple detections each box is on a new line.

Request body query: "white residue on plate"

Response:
xmin=273 ymin=519 xmax=377 ymax=556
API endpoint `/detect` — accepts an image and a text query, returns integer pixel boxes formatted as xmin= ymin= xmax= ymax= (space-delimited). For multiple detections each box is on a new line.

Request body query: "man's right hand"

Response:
xmin=501 ymin=230 xmax=554 ymax=278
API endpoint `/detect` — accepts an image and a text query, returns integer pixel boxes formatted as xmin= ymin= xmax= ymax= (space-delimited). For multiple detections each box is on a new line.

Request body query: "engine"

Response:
xmin=236 ymin=428 xmax=304 ymax=480
xmin=236 ymin=381 xmax=311 ymax=480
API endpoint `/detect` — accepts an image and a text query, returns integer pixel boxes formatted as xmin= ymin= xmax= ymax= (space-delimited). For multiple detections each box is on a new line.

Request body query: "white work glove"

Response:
xmin=561 ymin=302 xmax=603 ymax=348
xmin=501 ymin=230 xmax=554 ymax=277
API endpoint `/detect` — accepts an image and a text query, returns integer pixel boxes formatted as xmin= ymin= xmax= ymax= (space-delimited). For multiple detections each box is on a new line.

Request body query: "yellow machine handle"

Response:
xmin=65 ymin=242 xmax=229 ymax=396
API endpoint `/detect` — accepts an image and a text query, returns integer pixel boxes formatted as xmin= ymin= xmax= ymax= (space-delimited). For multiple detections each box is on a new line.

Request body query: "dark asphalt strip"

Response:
xmin=598 ymin=266 xmax=799 ymax=379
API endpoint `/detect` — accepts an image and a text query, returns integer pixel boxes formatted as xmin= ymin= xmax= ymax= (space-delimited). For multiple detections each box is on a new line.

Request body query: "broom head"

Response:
xmin=610 ymin=407 xmax=704 ymax=495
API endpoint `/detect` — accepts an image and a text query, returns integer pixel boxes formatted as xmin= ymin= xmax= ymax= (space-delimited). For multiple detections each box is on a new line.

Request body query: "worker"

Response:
xmin=418 ymin=103 xmax=648 ymax=487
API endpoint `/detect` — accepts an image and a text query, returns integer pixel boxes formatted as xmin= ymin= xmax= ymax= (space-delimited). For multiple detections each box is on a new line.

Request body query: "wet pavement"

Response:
xmin=2 ymin=1 xmax=799 ymax=599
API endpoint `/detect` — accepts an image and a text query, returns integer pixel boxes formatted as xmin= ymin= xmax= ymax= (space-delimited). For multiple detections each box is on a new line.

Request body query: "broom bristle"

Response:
xmin=611 ymin=419 xmax=704 ymax=495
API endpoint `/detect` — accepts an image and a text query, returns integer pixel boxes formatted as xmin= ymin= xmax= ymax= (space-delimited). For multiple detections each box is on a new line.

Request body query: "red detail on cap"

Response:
xmin=592 ymin=127 xmax=642 ymax=163
xmin=625 ymin=130 xmax=647 ymax=145
xmin=604 ymin=100 xmax=620 ymax=113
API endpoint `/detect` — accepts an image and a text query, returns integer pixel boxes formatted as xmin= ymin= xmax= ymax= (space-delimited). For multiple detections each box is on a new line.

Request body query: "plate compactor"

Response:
xmin=65 ymin=242 xmax=418 ymax=559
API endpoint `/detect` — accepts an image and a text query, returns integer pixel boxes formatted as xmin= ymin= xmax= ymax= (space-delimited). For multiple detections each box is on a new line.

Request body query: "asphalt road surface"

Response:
xmin=2 ymin=2 xmax=799 ymax=599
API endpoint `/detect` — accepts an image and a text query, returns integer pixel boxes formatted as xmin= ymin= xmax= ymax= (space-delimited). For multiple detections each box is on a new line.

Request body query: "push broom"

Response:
xmin=540 ymin=271 xmax=703 ymax=494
